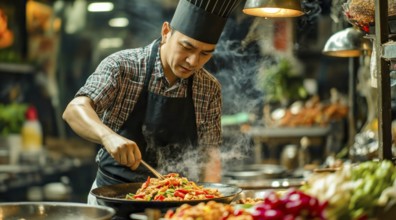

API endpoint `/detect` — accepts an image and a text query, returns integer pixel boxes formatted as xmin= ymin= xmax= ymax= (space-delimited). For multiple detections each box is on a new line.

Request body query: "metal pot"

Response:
xmin=0 ymin=202 xmax=115 ymax=220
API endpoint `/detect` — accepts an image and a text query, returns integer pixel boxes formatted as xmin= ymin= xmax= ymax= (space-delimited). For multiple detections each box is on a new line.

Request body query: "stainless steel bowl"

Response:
xmin=0 ymin=202 xmax=115 ymax=220
xmin=223 ymin=170 xmax=268 ymax=180
xmin=244 ymin=164 xmax=287 ymax=179
xmin=223 ymin=164 xmax=287 ymax=180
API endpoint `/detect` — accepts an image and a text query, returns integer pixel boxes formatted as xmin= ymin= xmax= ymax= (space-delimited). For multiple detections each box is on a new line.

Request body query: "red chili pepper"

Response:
xmin=142 ymin=176 xmax=151 ymax=189
xmin=174 ymin=190 xmax=186 ymax=199
xmin=154 ymin=194 xmax=165 ymax=201
xmin=175 ymin=188 xmax=189 ymax=194
xmin=164 ymin=210 xmax=174 ymax=218
xmin=205 ymin=195 xmax=215 ymax=199
xmin=194 ymin=190 xmax=205 ymax=195
xmin=133 ymin=194 xmax=145 ymax=199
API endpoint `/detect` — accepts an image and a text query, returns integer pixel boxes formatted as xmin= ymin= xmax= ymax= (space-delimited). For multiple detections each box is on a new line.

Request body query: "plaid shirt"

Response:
xmin=76 ymin=39 xmax=222 ymax=148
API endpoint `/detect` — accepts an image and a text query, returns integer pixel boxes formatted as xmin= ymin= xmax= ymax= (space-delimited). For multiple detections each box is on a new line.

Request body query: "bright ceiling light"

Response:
xmin=109 ymin=17 xmax=129 ymax=27
xmin=243 ymin=0 xmax=304 ymax=18
xmin=88 ymin=2 xmax=114 ymax=12
xmin=99 ymin=38 xmax=123 ymax=49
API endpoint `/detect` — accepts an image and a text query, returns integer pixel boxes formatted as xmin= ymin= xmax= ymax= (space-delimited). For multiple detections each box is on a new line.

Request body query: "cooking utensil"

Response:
xmin=226 ymin=178 xmax=304 ymax=190
xmin=90 ymin=182 xmax=242 ymax=218
xmin=223 ymin=170 xmax=267 ymax=181
xmin=0 ymin=202 xmax=115 ymax=220
xmin=140 ymin=160 xmax=165 ymax=180
xmin=247 ymin=164 xmax=288 ymax=178
xmin=223 ymin=164 xmax=287 ymax=180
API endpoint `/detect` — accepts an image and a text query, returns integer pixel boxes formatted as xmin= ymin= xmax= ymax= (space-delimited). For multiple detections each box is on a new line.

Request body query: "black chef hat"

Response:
xmin=170 ymin=0 xmax=241 ymax=44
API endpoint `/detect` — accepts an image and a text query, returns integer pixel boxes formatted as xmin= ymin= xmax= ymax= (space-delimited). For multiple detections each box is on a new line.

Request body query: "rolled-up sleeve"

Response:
xmin=76 ymin=56 xmax=119 ymax=116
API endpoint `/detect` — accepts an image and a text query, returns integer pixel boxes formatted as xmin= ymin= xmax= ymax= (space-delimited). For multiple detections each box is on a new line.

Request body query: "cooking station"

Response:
xmin=246 ymin=125 xmax=332 ymax=164
xmin=0 ymin=150 xmax=95 ymax=202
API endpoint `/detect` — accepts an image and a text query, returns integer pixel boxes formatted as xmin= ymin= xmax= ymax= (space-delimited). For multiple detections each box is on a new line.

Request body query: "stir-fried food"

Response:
xmin=125 ymin=173 xmax=223 ymax=201
xmin=235 ymin=197 xmax=264 ymax=205
xmin=164 ymin=201 xmax=252 ymax=220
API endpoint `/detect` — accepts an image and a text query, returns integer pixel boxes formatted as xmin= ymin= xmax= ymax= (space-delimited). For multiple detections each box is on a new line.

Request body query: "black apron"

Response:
xmin=96 ymin=39 xmax=198 ymax=186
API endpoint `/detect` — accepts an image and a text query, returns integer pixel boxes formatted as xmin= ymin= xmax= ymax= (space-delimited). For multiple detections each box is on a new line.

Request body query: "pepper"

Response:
xmin=194 ymin=190 xmax=205 ymax=195
xmin=133 ymin=194 xmax=145 ymax=199
xmin=142 ymin=176 xmax=151 ymax=189
xmin=175 ymin=188 xmax=189 ymax=194
xmin=174 ymin=190 xmax=186 ymax=199
xmin=154 ymin=194 xmax=165 ymax=201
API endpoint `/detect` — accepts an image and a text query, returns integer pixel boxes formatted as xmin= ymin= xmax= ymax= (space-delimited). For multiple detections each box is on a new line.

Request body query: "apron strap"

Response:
xmin=144 ymin=38 xmax=161 ymax=88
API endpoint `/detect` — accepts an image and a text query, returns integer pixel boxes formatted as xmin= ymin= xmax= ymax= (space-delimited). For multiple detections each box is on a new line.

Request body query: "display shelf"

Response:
xmin=0 ymin=63 xmax=35 ymax=74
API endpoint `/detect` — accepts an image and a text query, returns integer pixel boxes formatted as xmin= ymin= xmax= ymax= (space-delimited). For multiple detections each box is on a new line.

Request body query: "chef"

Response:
xmin=62 ymin=0 xmax=241 ymax=204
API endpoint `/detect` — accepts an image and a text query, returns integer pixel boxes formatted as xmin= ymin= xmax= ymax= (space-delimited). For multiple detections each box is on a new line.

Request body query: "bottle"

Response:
xmin=21 ymin=106 xmax=43 ymax=152
xmin=298 ymin=136 xmax=311 ymax=168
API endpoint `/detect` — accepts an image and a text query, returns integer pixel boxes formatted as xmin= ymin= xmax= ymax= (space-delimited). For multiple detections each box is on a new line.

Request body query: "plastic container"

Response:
xmin=21 ymin=106 xmax=43 ymax=152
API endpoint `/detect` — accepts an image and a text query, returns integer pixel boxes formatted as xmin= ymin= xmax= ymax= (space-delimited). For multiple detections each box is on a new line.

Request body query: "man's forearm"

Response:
xmin=62 ymin=97 xmax=114 ymax=145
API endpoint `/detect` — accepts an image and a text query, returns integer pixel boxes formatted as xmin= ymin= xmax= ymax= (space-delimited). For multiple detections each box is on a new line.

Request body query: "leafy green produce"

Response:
xmin=0 ymin=103 xmax=27 ymax=135
xmin=349 ymin=161 xmax=396 ymax=218
xmin=257 ymin=58 xmax=307 ymax=104
xmin=303 ymin=160 xmax=396 ymax=220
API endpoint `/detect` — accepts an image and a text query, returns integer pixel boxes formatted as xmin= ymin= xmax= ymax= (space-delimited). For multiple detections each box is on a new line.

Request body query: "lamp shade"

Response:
xmin=322 ymin=27 xmax=364 ymax=57
xmin=243 ymin=0 xmax=304 ymax=18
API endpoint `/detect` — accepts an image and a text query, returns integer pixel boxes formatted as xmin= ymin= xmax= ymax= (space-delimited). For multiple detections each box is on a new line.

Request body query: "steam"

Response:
xmin=156 ymin=146 xmax=205 ymax=181
xmin=142 ymin=126 xmax=205 ymax=181
xmin=137 ymin=2 xmax=326 ymax=179
xmin=208 ymin=16 xmax=272 ymax=169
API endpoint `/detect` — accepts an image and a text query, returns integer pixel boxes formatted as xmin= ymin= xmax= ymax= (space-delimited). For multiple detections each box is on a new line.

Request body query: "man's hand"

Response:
xmin=62 ymin=96 xmax=142 ymax=170
xmin=101 ymin=133 xmax=142 ymax=170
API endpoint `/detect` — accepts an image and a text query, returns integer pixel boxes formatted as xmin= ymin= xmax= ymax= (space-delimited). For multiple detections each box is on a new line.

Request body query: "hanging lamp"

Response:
xmin=322 ymin=27 xmax=364 ymax=57
xmin=243 ymin=0 xmax=304 ymax=18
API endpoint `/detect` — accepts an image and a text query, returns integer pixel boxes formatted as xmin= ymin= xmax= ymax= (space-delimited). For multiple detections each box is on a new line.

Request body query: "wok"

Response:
xmin=0 ymin=202 xmax=115 ymax=220
xmin=91 ymin=182 xmax=242 ymax=218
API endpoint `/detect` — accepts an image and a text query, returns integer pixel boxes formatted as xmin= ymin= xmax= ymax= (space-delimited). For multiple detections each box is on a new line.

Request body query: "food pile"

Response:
xmin=267 ymin=95 xmax=348 ymax=127
xmin=303 ymin=160 xmax=396 ymax=219
xmin=125 ymin=173 xmax=222 ymax=201
xmin=164 ymin=161 xmax=396 ymax=220
xmin=343 ymin=0 xmax=396 ymax=33
xmin=236 ymin=197 xmax=264 ymax=205
xmin=165 ymin=189 xmax=327 ymax=220
xmin=165 ymin=201 xmax=252 ymax=220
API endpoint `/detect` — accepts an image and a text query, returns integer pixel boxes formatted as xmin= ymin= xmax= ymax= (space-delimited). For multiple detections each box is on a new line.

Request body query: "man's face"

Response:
xmin=161 ymin=23 xmax=216 ymax=80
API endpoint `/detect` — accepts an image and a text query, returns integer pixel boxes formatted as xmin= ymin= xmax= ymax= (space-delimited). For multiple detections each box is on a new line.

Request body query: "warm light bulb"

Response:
xmin=262 ymin=7 xmax=281 ymax=14
xmin=88 ymin=2 xmax=114 ymax=12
